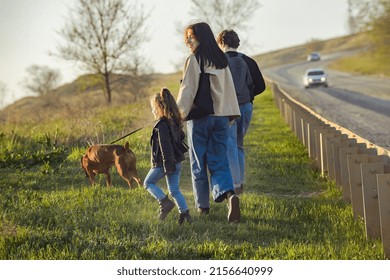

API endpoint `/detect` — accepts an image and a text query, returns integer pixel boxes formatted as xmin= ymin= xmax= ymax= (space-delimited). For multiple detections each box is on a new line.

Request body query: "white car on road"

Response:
xmin=303 ymin=68 xmax=328 ymax=88
xmin=307 ymin=52 xmax=321 ymax=61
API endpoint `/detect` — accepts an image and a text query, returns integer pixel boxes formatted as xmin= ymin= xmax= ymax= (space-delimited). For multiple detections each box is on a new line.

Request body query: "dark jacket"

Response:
xmin=150 ymin=117 xmax=186 ymax=173
xmin=226 ymin=51 xmax=266 ymax=102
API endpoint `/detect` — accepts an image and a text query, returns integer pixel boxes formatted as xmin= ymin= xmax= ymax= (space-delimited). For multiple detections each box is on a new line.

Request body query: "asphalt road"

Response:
xmin=262 ymin=53 xmax=390 ymax=149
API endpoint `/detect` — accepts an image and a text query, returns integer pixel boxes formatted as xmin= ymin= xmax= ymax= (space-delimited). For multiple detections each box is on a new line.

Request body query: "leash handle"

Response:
xmin=110 ymin=122 xmax=153 ymax=144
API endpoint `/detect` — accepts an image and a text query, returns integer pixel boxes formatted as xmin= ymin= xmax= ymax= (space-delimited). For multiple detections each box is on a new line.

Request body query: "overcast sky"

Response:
xmin=0 ymin=0 xmax=349 ymax=107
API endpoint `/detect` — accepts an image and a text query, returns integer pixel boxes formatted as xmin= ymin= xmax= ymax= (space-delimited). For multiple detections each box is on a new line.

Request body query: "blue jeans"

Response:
xmin=144 ymin=162 xmax=189 ymax=213
xmin=227 ymin=102 xmax=253 ymax=187
xmin=187 ymin=116 xmax=234 ymax=208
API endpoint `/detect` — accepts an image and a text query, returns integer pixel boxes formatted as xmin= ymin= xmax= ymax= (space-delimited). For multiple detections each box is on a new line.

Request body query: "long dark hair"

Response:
xmin=185 ymin=22 xmax=228 ymax=69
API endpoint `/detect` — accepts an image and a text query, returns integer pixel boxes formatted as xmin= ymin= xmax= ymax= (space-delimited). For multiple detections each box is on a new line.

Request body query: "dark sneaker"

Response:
xmin=228 ymin=194 xmax=240 ymax=223
xmin=159 ymin=196 xmax=175 ymax=220
xmin=178 ymin=210 xmax=193 ymax=225
xmin=197 ymin=207 xmax=210 ymax=215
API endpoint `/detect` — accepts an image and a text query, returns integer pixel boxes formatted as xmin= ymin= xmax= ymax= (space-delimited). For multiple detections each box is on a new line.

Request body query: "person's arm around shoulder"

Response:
xmin=177 ymin=54 xmax=201 ymax=118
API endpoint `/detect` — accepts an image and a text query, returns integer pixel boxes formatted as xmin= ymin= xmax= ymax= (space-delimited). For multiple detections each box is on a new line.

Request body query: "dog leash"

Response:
xmin=110 ymin=121 xmax=154 ymax=144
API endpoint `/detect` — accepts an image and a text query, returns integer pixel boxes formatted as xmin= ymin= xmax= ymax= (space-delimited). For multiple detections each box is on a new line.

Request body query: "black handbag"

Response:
xmin=186 ymin=58 xmax=214 ymax=120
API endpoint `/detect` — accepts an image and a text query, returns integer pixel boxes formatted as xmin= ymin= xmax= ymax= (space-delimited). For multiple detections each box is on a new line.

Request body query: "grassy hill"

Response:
xmin=0 ymin=72 xmax=181 ymax=125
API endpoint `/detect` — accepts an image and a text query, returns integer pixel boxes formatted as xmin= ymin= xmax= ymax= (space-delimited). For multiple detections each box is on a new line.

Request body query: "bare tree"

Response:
xmin=0 ymin=81 xmax=8 ymax=108
xmin=348 ymin=0 xmax=390 ymax=53
xmin=347 ymin=0 xmax=359 ymax=34
xmin=22 ymin=65 xmax=61 ymax=96
xmin=189 ymin=0 xmax=261 ymax=33
xmin=347 ymin=0 xmax=373 ymax=33
xmin=172 ymin=0 xmax=261 ymax=71
xmin=56 ymin=0 xmax=149 ymax=104
xmin=369 ymin=0 xmax=390 ymax=54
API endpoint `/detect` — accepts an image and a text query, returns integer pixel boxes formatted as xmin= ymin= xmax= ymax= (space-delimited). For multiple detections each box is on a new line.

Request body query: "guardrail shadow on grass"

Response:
xmin=268 ymin=80 xmax=390 ymax=259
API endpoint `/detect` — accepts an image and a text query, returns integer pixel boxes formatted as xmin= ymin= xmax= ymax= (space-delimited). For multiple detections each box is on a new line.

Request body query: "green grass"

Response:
xmin=328 ymin=50 xmax=390 ymax=77
xmin=0 ymin=90 xmax=384 ymax=259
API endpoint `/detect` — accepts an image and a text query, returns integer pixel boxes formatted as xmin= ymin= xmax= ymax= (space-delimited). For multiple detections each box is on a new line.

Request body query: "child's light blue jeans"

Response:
xmin=144 ymin=162 xmax=189 ymax=213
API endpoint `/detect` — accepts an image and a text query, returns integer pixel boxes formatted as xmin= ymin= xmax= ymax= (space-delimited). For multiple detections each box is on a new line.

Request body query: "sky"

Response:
xmin=0 ymin=0 xmax=349 ymax=108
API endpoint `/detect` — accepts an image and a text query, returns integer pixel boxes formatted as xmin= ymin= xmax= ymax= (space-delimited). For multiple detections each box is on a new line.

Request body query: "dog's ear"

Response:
xmin=124 ymin=141 xmax=130 ymax=150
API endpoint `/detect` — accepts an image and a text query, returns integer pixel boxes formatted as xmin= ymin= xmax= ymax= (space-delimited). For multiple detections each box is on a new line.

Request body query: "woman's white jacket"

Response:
xmin=177 ymin=54 xmax=240 ymax=119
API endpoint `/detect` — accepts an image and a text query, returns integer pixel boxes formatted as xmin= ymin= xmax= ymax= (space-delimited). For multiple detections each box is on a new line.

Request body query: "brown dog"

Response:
xmin=81 ymin=141 xmax=142 ymax=188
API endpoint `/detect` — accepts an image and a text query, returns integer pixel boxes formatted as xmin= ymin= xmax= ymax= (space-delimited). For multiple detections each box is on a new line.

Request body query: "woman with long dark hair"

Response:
xmin=177 ymin=22 xmax=241 ymax=223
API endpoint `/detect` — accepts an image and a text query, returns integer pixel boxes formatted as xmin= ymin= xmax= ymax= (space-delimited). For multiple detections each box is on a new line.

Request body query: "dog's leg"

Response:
xmin=114 ymin=155 xmax=134 ymax=188
xmin=135 ymin=177 xmax=142 ymax=187
xmin=119 ymin=171 xmax=133 ymax=188
xmin=81 ymin=156 xmax=95 ymax=187
xmin=104 ymin=171 xmax=112 ymax=187
xmin=129 ymin=176 xmax=142 ymax=189
xmin=123 ymin=168 xmax=142 ymax=189
xmin=130 ymin=170 xmax=142 ymax=188
xmin=87 ymin=171 xmax=95 ymax=186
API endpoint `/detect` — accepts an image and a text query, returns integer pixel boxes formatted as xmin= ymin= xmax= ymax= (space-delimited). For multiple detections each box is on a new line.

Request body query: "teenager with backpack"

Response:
xmin=217 ymin=29 xmax=266 ymax=195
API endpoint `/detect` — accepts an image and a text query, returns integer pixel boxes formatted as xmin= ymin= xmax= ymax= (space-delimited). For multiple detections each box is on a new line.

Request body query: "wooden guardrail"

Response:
xmin=268 ymin=80 xmax=390 ymax=259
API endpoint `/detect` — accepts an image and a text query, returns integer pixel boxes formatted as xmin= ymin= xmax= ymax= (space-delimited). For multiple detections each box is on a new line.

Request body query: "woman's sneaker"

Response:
xmin=228 ymin=194 xmax=240 ymax=223
xmin=197 ymin=207 xmax=210 ymax=215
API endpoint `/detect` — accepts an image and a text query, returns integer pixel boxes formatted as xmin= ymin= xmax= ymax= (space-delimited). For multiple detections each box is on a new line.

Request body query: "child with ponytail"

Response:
xmin=144 ymin=88 xmax=192 ymax=224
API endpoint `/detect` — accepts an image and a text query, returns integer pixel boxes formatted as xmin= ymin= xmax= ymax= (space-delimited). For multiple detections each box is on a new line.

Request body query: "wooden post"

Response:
xmin=339 ymin=146 xmax=358 ymax=203
xmin=292 ymin=110 xmax=299 ymax=139
xmin=319 ymin=128 xmax=338 ymax=176
xmin=325 ymin=133 xmax=344 ymax=181
xmin=301 ymin=118 xmax=306 ymax=147
xmin=315 ymin=126 xmax=329 ymax=173
xmin=361 ymin=162 xmax=384 ymax=239
xmin=307 ymin=123 xmax=321 ymax=163
xmin=377 ymin=172 xmax=390 ymax=259
xmin=314 ymin=126 xmax=324 ymax=168
xmin=284 ymin=102 xmax=292 ymax=127
xmin=348 ymin=154 xmax=369 ymax=219
xmin=332 ymin=137 xmax=350 ymax=186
